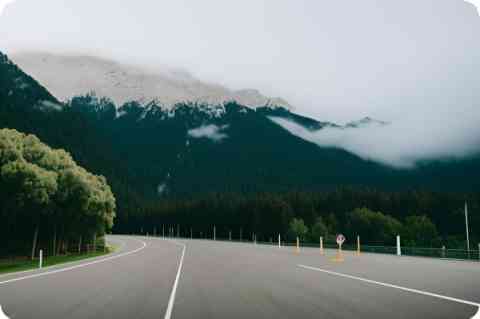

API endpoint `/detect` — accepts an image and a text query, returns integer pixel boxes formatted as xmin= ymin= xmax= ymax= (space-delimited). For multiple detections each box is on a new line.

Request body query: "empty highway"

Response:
xmin=0 ymin=236 xmax=479 ymax=318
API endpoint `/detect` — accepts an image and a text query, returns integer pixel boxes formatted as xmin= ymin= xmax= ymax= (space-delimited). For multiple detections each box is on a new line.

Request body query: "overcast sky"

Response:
xmin=0 ymin=0 xmax=479 ymax=166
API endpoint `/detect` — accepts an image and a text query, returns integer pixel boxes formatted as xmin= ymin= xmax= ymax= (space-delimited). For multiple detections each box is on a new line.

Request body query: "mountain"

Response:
xmin=2 ymin=50 xmax=480 ymax=235
xmin=344 ymin=117 xmax=389 ymax=129
xmin=12 ymin=52 xmax=292 ymax=109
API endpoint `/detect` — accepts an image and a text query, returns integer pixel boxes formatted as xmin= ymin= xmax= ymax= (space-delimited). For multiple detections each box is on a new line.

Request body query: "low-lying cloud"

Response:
xmin=270 ymin=116 xmax=480 ymax=169
xmin=187 ymin=124 xmax=229 ymax=142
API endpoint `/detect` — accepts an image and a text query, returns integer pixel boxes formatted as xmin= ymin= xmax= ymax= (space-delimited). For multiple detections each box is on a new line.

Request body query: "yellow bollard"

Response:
xmin=331 ymin=245 xmax=344 ymax=262
xmin=296 ymin=237 xmax=300 ymax=254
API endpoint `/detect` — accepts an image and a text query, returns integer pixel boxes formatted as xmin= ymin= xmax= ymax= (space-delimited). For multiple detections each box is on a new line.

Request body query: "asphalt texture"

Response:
xmin=0 ymin=235 xmax=479 ymax=319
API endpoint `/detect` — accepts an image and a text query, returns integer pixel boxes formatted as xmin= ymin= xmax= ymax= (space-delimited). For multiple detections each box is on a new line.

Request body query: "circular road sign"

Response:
xmin=336 ymin=234 xmax=346 ymax=246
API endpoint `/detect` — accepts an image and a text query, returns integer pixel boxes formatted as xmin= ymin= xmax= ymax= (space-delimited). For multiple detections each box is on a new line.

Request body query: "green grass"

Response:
xmin=0 ymin=246 xmax=115 ymax=275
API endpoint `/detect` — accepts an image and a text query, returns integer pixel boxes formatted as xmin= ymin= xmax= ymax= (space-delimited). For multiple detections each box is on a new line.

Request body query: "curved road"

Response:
xmin=0 ymin=236 xmax=479 ymax=318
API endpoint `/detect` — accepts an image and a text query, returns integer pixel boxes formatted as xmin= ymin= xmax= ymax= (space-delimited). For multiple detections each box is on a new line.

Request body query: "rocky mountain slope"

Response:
xmin=12 ymin=52 xmax=292 ymax=109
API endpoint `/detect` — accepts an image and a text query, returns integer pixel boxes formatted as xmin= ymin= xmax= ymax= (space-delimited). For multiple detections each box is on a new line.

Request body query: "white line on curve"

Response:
xmin=0 ymin=238 xmax=127 ymax=279
xmin=298 ymin=264 xmax=480 ymax=319
xmin=164 ymin=240 xmax=186 ymax=319
xmin=0 ymin=238 xmax=147 ymax=286
xmin=0 ymin=305 xmax=9 ymax=319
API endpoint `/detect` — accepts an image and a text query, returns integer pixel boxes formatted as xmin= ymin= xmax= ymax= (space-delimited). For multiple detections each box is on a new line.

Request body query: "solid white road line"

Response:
xmin=0 ymin=305 xmax=9 ymax=319
xmin=164 ymin=240 xmax=186 ymax=319
xmin=298 ymin=264 xmax=480 ymax=319
xmin=0 ymin=238 xmax=147 ymax=286
xmin=0 ymin=237 xmax=126 ymax=279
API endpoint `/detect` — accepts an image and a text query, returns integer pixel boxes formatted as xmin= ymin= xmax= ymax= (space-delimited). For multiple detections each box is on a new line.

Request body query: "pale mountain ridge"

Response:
xmin=11 ymin=52 xmax=292 ymax=109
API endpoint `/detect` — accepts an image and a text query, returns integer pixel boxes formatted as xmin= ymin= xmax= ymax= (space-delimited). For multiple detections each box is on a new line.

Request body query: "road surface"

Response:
xmin=0 ymin=236 xmax=479 ymax=318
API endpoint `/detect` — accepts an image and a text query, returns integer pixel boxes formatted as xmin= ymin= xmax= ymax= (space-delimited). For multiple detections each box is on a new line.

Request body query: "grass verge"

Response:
xmin=0 ymin=246 xmax=116 ymax=275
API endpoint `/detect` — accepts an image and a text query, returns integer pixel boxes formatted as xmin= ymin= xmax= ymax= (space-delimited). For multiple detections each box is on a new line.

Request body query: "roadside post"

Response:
xmin=296 ymin=237 xmax=300 ymax=254
xmin=332 ymin=234 xmax=345 ymax=262
xmin=442 ymin=246 xmax=446 ymax=258
xmin=320 ymin=236 xmax=324 ymax=255
xmin=396 ymin=235 xmax=401 ymax=256
xmin=356 ymin=235 xmax=361 ymax=256
xmin=213 ymin=226 xmax=216 ymax=241
xmin=229 ymin=231 xmax=232 ymax=241
xmin=39 ymin=249 xmax=43 ymax=269
xmin=278 ymin=234 xmax=281 ymax=248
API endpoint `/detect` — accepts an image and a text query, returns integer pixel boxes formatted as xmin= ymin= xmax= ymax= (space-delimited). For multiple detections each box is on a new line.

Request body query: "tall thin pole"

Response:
xmin=213 ymin=226 xmax=216 ymax=241
xmin=465 ymin=202 xmax=470 ymax=255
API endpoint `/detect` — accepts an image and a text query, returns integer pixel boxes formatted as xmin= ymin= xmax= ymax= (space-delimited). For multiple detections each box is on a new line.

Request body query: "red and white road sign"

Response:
xmin=336 ymin=234 xmax=346 ymax=246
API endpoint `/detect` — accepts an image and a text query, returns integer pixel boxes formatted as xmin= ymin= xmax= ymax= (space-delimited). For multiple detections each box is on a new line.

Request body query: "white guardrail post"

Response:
xmin=320 ymin=236 xmax=324 ymax=255
xmin=39 ymin=249 xmax=43 ymax=269
xmin=396 ymin=235 xmax=401 ymax=256
xmin=278 ymin=234 xmax=281 ymax=248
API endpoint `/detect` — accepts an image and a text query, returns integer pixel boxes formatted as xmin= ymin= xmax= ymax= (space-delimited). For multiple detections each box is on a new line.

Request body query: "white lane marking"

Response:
xmin=0 ymin=238 xmax=126 ymax=279
xmin=0 ymin=238 xmax=146 ymax=286
xmin=298 ymin=264 xmax=480 ymax=318
xmin=164 ymin=240 xmax=186 ymax=319
xmin=0 ymin=305 xmax=9 ymax=319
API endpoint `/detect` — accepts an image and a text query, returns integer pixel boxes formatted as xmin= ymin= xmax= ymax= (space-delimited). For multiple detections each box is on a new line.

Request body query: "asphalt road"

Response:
xmin=0 ymin=236 xmax=479 ymax=319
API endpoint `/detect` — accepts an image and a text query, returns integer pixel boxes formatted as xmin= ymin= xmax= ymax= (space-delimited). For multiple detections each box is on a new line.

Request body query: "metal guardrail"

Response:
xmin=143 ymin=233 xmax=480 ymax=262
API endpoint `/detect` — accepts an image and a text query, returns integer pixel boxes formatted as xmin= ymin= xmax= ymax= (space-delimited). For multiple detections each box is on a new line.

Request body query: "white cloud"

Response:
xmin=0 ymin=0 xmax=16 ymax=16
xmin=157 ymin=183 xmax=168 ymax=196
xmin=270 ymin=116 xmax=480 ymax=169
xmin=187 ymin=124 xmax=229 ymax=142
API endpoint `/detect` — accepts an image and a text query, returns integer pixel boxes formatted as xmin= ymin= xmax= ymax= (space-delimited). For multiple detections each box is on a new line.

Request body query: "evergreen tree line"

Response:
xmin=0 ymin=129 xmax=116 ymax=258
xmin=114 ymin=190 xmax=479 ymax=248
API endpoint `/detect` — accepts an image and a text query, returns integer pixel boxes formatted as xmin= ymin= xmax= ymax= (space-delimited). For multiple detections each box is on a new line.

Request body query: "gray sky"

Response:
xmin=1 ymin=0 xmax=479 ymax=166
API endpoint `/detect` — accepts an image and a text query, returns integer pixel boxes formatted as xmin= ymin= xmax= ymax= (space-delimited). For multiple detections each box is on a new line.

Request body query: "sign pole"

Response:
xmin=333 ymin=234 xmax=345 ymax=262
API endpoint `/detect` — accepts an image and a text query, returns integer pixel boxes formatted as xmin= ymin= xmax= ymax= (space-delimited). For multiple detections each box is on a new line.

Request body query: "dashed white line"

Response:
xmin=298 ymin=264 xmax=480 ymax=319
xmin=164 ymin=240 xmax=186 ymax=319
xmin=0 ymin=238 xmax=147 ymax=286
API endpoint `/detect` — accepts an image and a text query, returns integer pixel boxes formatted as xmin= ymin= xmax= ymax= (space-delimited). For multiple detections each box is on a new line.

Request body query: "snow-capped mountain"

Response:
xmin=12 ymin=52 xmax=292 ymax=110
xmin=2 ymin=49 xmax=480 ymax=202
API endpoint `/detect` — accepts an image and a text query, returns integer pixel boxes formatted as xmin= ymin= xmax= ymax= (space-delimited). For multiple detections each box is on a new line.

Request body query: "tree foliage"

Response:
xmin=0 ymin=129 xmax=116 ymax=257
xmin=288 ymin=218 xmax=309 ymax=241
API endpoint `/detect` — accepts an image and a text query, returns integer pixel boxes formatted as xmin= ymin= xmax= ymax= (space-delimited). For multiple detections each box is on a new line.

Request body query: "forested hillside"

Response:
xmin=116 ymin=189 xmax=479 ymax=248
xmin=1 ymin=50 xmax=478 ymax=249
